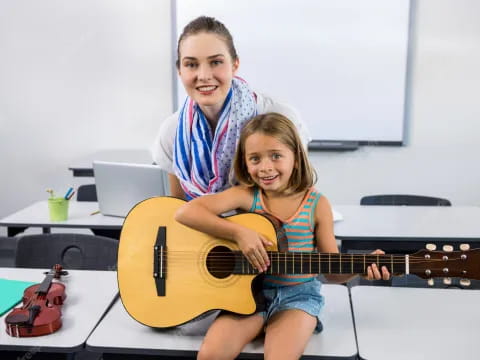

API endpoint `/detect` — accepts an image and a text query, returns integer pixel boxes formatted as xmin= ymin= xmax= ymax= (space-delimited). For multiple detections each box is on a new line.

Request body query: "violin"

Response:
xmin=5 ymin=264 xmax=68 ymax=337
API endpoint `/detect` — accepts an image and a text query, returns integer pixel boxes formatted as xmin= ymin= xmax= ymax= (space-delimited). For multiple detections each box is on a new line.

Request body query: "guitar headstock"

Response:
xmin=410 ymin=244 xmax=480 ymax=286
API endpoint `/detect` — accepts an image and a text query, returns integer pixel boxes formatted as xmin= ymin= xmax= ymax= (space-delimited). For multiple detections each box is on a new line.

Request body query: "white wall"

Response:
xmin=1 ymin=0 xmax=479 ymax=236
xmin=0 ymin=0 xmax=173 ymax=233
xmin=312 ymin=0 xmax=480 ymax=205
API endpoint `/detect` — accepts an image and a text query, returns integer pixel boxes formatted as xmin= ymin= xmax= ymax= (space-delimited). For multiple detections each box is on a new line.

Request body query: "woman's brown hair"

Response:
xmin=233 ymin=113 xmax=316 ymax=195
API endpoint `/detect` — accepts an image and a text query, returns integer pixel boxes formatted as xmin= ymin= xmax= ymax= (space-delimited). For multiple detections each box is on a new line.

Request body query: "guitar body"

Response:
xmin=118 ymin=197 xmax=278 ymax=328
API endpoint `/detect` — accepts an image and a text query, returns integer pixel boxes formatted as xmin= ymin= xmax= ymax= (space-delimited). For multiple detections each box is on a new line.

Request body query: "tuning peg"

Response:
xmin=460 ymin=244 xmax=470 ymax=251
xmin=442 ymin=245 xmax=453 ymax=252
xmin=443 ymin=277 xmax=452 ymax=285
xmin=426 ymin=243 xmax=436 ymax=251
xmin=427 ymin=278 xmax=435 ymax=286
xmin=460 ymin=279 xmax=471 ymax=287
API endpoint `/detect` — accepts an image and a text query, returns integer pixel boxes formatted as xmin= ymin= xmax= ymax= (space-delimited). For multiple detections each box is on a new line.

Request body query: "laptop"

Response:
xmin=93 ymin=161 xmax=169 ymax=217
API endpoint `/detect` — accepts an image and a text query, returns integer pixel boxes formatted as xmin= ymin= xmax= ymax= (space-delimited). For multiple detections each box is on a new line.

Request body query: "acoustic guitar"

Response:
xmin=117 ymin=196 xmax=480 ymax=328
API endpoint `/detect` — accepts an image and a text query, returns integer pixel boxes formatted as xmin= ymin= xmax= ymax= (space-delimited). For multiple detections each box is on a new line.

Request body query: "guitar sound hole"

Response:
xmin=206 ymin=246 xmax=235 ymax=279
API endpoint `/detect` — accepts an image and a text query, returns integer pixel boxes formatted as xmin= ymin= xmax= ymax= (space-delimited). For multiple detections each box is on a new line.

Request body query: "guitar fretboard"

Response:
xmin=233 ymin=252 xmax=407 ymax=275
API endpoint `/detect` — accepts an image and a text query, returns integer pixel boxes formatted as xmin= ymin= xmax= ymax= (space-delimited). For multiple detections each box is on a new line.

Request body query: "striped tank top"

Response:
xmin=249 ymin=187 xmax=322 ymax=287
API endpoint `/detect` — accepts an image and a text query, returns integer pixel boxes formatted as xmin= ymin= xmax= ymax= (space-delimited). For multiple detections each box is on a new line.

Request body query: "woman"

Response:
xmin=152 ymin=16 xmax=310 ymax=199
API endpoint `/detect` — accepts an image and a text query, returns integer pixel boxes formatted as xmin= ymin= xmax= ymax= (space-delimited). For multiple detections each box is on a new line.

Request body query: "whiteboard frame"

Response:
xmin=172 ymin=0 xmax=413 ymax=148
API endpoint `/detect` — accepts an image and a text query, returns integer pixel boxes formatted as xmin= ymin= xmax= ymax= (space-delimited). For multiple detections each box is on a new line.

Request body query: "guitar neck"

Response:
xmin=233 ymin=252 xmax=408 ymax=276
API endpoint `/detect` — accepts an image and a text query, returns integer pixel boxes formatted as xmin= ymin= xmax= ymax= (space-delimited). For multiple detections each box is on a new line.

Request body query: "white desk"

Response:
xmin=334 ymin=205 xmax=480 ymax=251
xmin=351 ymin=286 xmax=480 ymax=360
xmin=86 ymin=284 xmax=357 ymax=359
xmin=69 ymin=149 xmax=152 ymax=177
xmin=0 ymin=201 xmax=122 ymax=236
xmin=0 ymin=267 xmax=118 ymax=353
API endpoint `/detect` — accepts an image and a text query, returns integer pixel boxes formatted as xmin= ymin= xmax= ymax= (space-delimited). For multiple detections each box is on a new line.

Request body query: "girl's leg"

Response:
xmin=197 ymin=312 xmax=264 ymax=360
xmin=263 ymin=309 xmax=317 ymax=360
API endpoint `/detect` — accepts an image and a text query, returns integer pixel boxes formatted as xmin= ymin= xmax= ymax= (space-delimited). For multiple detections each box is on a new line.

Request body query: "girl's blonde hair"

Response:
xmin=233 ymin=113 xmax=316 ymax=194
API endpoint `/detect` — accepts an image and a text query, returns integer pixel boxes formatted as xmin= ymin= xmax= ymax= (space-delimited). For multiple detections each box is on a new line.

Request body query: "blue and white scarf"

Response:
xmin=173 ymin=77 xmax=257 ymax=199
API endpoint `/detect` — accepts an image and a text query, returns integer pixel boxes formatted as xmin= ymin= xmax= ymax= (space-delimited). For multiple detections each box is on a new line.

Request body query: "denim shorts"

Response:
xmin=256 ymin=279 xmax=324 ymax=333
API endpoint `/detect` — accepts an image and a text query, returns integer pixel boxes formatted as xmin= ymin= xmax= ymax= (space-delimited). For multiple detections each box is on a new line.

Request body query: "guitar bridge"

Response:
xmin=153 ymin=226 xmax=166 ymax=296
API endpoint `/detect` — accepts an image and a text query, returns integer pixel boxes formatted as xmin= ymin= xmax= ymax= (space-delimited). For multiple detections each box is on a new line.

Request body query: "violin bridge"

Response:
xmin=153 ymin=226 xmax=167 ymax=296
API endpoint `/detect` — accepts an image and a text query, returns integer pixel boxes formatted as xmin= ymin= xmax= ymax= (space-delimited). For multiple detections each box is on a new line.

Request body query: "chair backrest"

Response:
xmin=360 ymin=194 xmax=451 ymax=206
xmin=15 ymin=233 xmax=118 ymax=270
xmin=77 ymin=184 xmax=97 ymax=202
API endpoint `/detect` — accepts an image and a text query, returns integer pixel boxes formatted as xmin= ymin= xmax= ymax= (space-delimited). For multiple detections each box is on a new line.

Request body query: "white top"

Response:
xmin=334 ymin=205 xmax=480 ymax=240
xmin=86 ymin=284 xmax=356 ymax=358
xmin=151 ymin=92 xmax=311 ymax=173
xmin=351 ymin=286 xmax=480 ymax=360
xmin=0 ymin=268 xmax=118 ymax=352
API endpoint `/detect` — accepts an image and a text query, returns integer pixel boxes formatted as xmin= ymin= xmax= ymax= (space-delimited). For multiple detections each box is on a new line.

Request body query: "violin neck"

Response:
xmin=36 ymin=273 xmax=54 ymax=295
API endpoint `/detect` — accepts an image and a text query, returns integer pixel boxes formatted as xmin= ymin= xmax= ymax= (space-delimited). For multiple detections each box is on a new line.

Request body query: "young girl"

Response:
xmin=175 ymin=113 xmax=390 ymax=360
xmin=151 ymin=16 xmax=310 ymax=200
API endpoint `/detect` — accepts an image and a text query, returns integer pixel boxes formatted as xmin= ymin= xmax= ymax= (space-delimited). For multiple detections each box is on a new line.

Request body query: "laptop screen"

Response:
xmin=93 ymin=161 xmax=169 ymax=217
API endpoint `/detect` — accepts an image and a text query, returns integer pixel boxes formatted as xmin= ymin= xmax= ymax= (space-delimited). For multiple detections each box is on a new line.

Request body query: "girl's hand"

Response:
xmin=234 ymin=227 xmax=272 ymax=272
xmin=365 ymin=249 xmax=391 ymax=281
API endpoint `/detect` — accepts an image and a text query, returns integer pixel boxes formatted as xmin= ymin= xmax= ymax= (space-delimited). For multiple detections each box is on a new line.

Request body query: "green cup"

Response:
xmin=48 ymin=197 xmax=69 ymax=221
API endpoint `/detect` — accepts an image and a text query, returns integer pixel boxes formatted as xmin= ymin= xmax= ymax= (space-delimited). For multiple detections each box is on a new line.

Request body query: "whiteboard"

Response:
xmin=174 ymin=0 xmax=410 ymax=145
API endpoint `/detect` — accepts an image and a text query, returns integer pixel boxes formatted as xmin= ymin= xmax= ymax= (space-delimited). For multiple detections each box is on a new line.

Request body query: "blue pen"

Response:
xmin=64 ymin=187 xmax=73 ymax=199
xmin=66 ymin=190 xmax=76 ymax=201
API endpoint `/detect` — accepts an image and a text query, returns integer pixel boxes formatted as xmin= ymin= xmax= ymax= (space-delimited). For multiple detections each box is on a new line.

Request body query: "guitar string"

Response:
xmin=154 ymin=257 xmax=449 ymax=264
xmin=153 ymin=253 xmax=455 ymax=263
xmin=151 ymin=253 xmax=456 ymax=273
xmin=154 ymin=259 xmax=454 ymax=267
xmin=155 ymin=260 xmax=449 ymax=266
xmin=154 ymin=259 xmax=453 ymax=268
xmin=153 ymin=261 xmax=447 ymax=275
xmin=154 ymin=250 xmax=462 ymax=258
xmin=153 ymin=265 xmax=458 ymax=276
xmin=150 ymin=266 xmax=451 ymax=275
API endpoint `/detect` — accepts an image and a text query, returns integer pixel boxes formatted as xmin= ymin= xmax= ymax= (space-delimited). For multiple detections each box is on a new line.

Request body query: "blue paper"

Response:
xmin=0 ymin=278 xmax=36 ymax=316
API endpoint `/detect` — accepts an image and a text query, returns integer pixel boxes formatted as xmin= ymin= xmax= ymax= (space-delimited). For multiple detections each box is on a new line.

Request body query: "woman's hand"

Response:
xmin=234 ymin=227 xmax=272 ymax=272
xmin=365 ymin=249 xmax=391 ymax=280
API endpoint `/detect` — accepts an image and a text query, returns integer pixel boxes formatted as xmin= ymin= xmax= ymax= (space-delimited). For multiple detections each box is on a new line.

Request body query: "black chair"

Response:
xmin=0 ymin=236 xmax=16 ymax=267
xmin=360 ymin=194 xmax=451 ymax=206
xmin=15 ymin=233 xmax=118 ymax=270
xmin=76 ymin=184 xmax=97 ymax=202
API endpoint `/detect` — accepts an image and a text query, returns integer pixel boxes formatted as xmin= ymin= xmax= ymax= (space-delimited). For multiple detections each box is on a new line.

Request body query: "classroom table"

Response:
xmin=0 ymin=201 xmax=340 ymax=238
xmin=86 ymin=284 xmax=357 ymax=359
xmin=69 ymin=149 xmax=152 ymax=177
xmin=351 ymin=286 xmax=480 ymax=360
xmin=334 ymin=205 xmax=480 ymax=252
xmin=0 ymin=201 xmax=122 ymax=236
xmin=0 ymin=267 xmax=118 ymax=354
